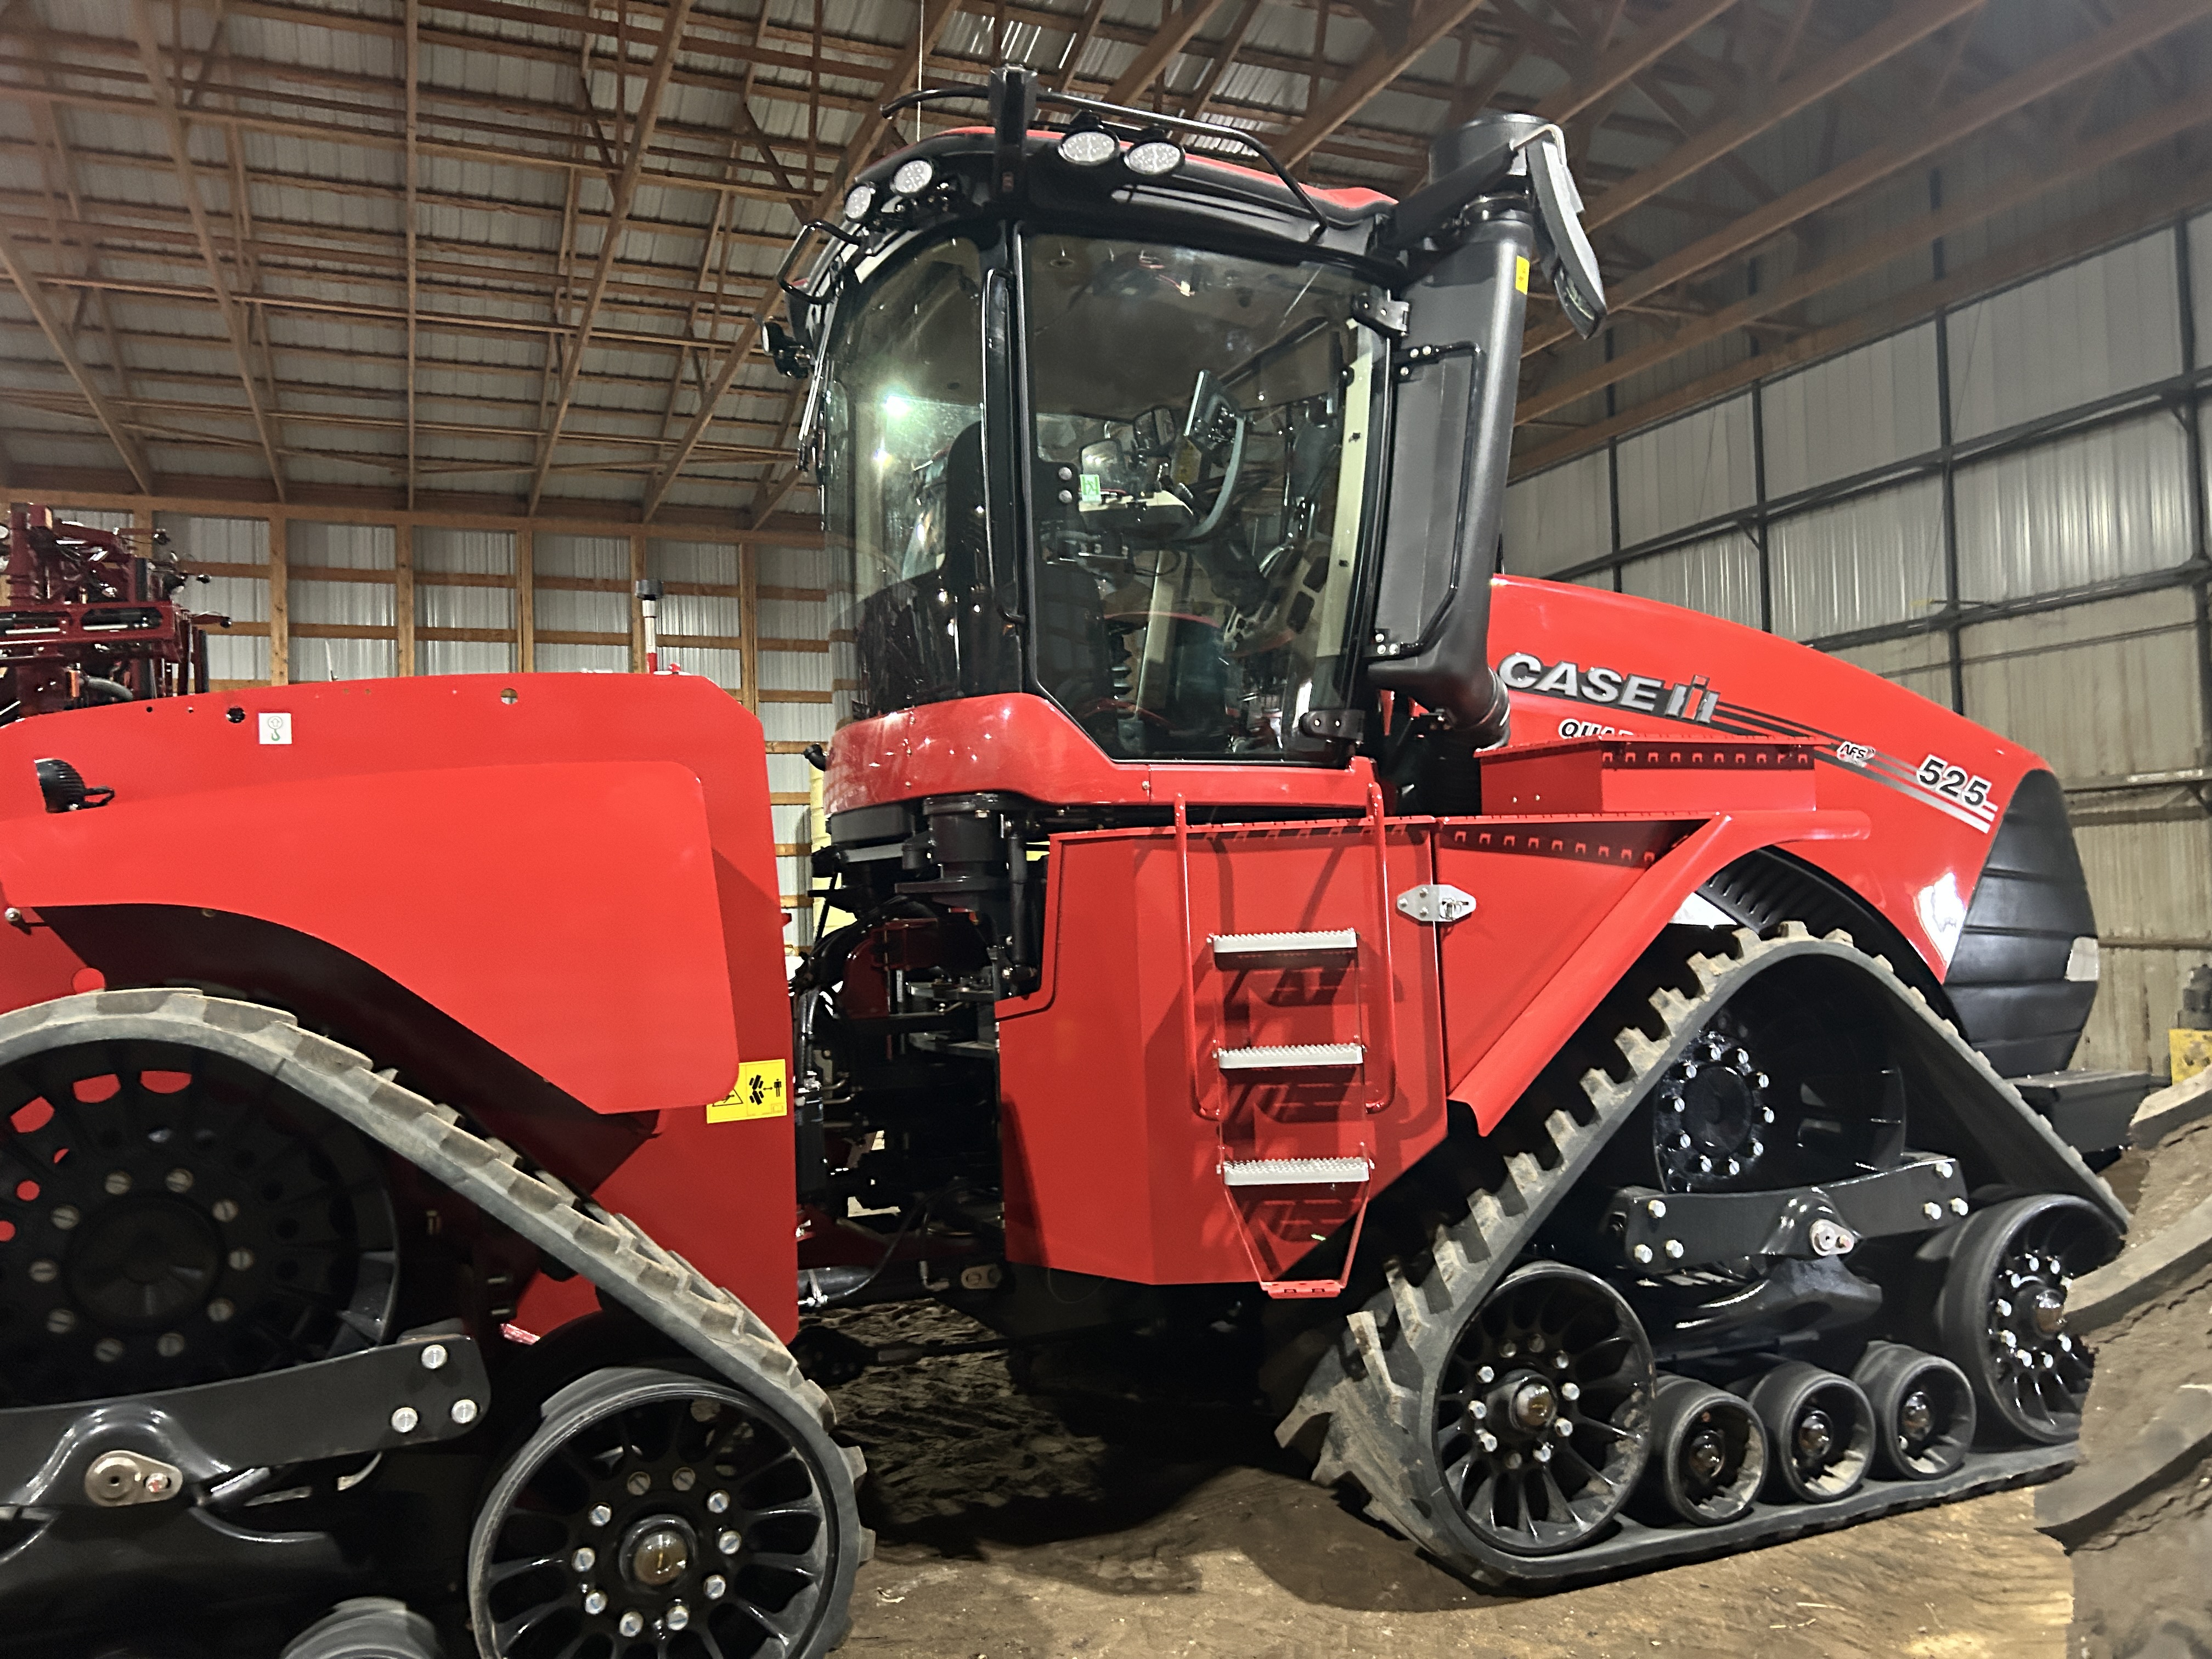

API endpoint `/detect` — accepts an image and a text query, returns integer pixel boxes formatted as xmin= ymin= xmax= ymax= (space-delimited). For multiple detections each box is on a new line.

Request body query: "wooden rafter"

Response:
xmin=0 ymin=215 xmax=154 ymax=490
xmin=127 ymin=0 xmax=287 ymax=496
xmin=1520 ymin=0 xmax=2212 ymax=360
xmin=1103 ymin=0 xmax=1231 ymax=105
xmin=523 ymin=0 xmax=700 ymax=512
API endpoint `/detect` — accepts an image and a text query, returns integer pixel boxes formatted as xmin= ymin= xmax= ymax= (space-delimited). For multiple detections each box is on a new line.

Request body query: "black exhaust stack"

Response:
xmin=1366 ymin=114 xmax=1606 ymax=745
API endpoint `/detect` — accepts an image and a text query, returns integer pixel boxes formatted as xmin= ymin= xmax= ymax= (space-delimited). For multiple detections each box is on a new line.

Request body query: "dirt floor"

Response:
xmin=820 ymin=1299 xmax=2076 ymax=1658
xmin=2066 ymin=1121 xmax=2212 ymax=1659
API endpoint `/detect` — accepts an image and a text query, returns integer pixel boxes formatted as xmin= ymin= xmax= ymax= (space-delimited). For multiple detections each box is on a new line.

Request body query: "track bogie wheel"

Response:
xmin=1432 ymin=1263 xmax=1655 ymax=1557
xmin=0 ymin=1038 xmax=397 ymax=1406
xmin=1741 ymin=1362 xmax=1871 ymax=1503
xmin=1933 ymin=1193 xmax=2118 ymax=1445
xmin=1853 ymin=1341 xmax=1974 ymax=1480
xmin=1641 ymin=1373 xmax=1765 ymax=1526
xmin=469 ymin=1365 xmax=857 ymax=1659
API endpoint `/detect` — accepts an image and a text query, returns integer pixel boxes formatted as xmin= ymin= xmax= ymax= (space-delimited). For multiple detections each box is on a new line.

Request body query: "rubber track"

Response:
xmin=1276 ymin=922 xmax=2122 ymax=1585
xmin=0 ymin=989 xmax=870 ymax=1651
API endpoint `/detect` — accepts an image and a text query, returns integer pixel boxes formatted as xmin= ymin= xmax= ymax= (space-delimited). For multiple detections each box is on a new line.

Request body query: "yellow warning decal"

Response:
xmin=708 ymin=1059 xmax=789 ymax=1123
xmin=1514 ymin=255 xmax=1531 ymax=294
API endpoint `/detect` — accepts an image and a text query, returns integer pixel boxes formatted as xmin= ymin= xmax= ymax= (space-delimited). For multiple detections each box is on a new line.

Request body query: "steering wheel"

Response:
xmin=1170 ymin=372 xmax=1248 ymax=543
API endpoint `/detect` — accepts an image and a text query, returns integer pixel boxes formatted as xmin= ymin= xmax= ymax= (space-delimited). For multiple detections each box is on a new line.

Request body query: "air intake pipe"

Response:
xmin=1366 ymin=113 xmax=1605 ymax=744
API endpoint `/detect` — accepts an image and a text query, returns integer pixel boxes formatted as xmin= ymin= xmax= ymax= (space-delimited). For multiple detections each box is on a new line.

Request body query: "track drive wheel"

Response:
xmin=1433 ymin=1263 xmax=1655 ymax=1557
xmin=469 ymin=1365 xmax=862 ymax=1659
xmin=1934 ymin=1194 xmax=2118 ymax=1445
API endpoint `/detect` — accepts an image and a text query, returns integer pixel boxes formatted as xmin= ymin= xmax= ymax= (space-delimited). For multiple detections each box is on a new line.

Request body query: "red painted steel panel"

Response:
xmin=998 ymin=815 xmax=1444 ymax=1285
xmin=0 ymin=674 xmax=802 ymax=1336
xmin=826 ymin=692 xmax=1378 ymax=815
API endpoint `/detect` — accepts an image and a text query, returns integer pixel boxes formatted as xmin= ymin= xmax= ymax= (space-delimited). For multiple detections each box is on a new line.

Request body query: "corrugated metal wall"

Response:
xmin=1505 ymin=207 xmax=2212 ymax=1079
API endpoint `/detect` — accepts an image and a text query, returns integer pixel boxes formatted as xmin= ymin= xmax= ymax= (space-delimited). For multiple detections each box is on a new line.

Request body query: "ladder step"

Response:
xmin=1211 ymin=928 xmax=1358 ymax=964
xmin=1217 ymin=1041 xmax=1364 ymax=1072
xmin=1223 ymin=1156 xmax=1372 ymax=1188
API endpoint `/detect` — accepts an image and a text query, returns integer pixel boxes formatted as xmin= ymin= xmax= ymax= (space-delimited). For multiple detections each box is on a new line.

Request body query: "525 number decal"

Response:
xmin=1917 ymin=753 xmax=1991 ymax=808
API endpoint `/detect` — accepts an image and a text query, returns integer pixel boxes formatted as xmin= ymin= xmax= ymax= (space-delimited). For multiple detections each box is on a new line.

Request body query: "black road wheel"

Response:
xmin=470 ymin=1365 xmax=856 ymax=1659
xmin=1934 ymin=1194 xmax=2118 ymax=1445
xmin=1742 ymin=1362 xmax=1871 ymax=1503
xmin=0 ymin=1038 xmax=397 ymax=1405
xmin=1642 ymin=1373 xmax=1765 ymax=1525
xmin=1853 ymin=1342 xmax=1974 ymax=1480
xmin=1432 ymin=1263 xmax=1655 ymax=1556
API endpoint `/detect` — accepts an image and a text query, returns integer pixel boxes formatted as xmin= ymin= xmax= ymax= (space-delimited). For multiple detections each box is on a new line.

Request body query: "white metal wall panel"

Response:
xmin=2072 ymin=812 xmax=2212 ymax=1073
xmin=290 ymin=522 xmax=396 ymax=570
xmin=1502 ymin=450 xmax=1610 ymax=577
xmin=759 ymin=596 xmax=828 ymax=639
xmin=414 ymin=527 xmax=512 ymax=575
xmin=1759 ymin=324 xmax=1941 ymax=499
xmin=766 ymin=754 xmax=814 ymax=796
xmin=1957 ymin=589 xmax=2202 ymax=781
xmin=1614 ymin=395 xmax=1756 ymax=548
xmin=1768 ymin=477 xmax=1944 ymax=641
xmin=51 ymin=506 xmax=132 ymax=532
xmin=1954 ymin=411 xmax=2193 ymax=602
xmin=532 ymin=533 xmax=625 ymax=580
xmin=1618 ymin=531 xmax=1762 ymax=629
xmin=647 ymin=540 xmax=740 ymax=588
xmin=2190 ymin=212 xmax=2211 ymax=368
xmin=758 ymin=545 xmax=829 ymax=589
xmin=1946 ymin=234 xmax=2183 ymax=442
xmin=1829 ymin=631 xmax=1951 ymax=709
xmin=2076 ymin=946 xmax=2197 ymax=1077
xmin=162 ymin=516 xmax=269 ymax=686
xmin=420 ymin=583 xmax=515 ymax=677
xmin=758 ymin=704 xmax=830 ymax=744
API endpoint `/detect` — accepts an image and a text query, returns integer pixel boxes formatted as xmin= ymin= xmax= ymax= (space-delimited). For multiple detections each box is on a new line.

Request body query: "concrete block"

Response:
xmin=2037 ymin=1384 xmax=2212 ymax=1547
xmin=2069 ymin=1193 xmax=2212 ymax=1335
xmin=2135 ymin=1069 xmax=2212 ymax=1148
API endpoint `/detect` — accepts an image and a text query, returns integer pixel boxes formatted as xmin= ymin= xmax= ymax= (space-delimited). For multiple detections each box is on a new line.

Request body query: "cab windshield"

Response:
xmin=1024 ymin=235 xmax=1379 ymax=760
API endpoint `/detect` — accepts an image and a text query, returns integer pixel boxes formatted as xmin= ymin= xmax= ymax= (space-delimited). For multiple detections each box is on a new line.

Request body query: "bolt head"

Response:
xmin=704 ymin=1573 xmax=727 ymax=1601
xmin=210 ymin=1198 xmax=239 ymax=1223
xmin=1937 ymin=1160 xmax=1956 ymax=1180
xmin=27 ymin=1258 xmax=57 ymax=1284
xmin=45 ymin=1307 xmax=76 ymax=1334
xmin=103 ymin=1170 xmax=132 ymax=1197
xmin=1664 ymin=1239 xmax=1685 ymax=1260
xmin=573 ymin=1547 xmax=596 ymax=1572
xmin=1950 ymin=1197 xmax=1970 ymax=1216
xmin=1554 ymin=1418 xmax=1574 ymax=1439
xmin=1646 ymin=1199 xmax=1667 ymax=1218
xmin=51 ymin=1204 xmax=80 ymax=1231
xmin=420 ymin=1343 xmax=449 ymax=1370
xmin=584 ymin=1590 xmax=608 ymax=1616
xmin=2000 ymin=1330 xmax=2018 ymax=1350
xmin=707 ymin=1489 xmax=730 ymax=1514
xmin=1476 ymin=1429 xmax=1498 ymax=1453
xmin=450 ymin=1397 xmax=479 ymax=1426
xmin=165 ymin=1168 xmax=194 ymax=1194
xmin=1996 ymin=1297 xmax=2013 ymax=1319
xmin=207 ymin=1297 xmax=236 ymax=1323
xmin=1533 ymin=1443 xmax=1552 ymax=1463
xmin=618 ymin=1611 xmax=644 ymax=1638
xmin=143 ymin=1470 xmax=173 ymax=1496
xmin=227 ymin=1248 xmax=255 ymax=1271
xmin=391 ymin=1405 xmax=420 ymax=1433
xmin=1476 ymin=1365 xmax=1495 ymax=1385
xmin=1924 ymin=1201 xmax=1944 ymax=1222
xmin=1762 ymin=1107 xmax=1776 ymax=1124
xmin=1560 ymin=1381 xmax=1580 ymax=1402
xmin=673 ymin=1466 xmax=696 ymax=1492
xmin=1633 ymin=1244 xmax=1654 ymax=1264
xmin=157 ymin=1331 xmax=184 ymax=1358
xmin=690 ymin=1397 xmax=719 ymax=1423
xmin=1468 ymin=1400 xmax=1487 ymax=1420
xmin=667 ymin=1604 xmax=690 ymax=1632
xmin=626 ymin=1471 xmax=651 ymax=1497
xmin=718 ymin=1529 xmax=741 ymax=1556
xmin=589 ymin=1504 xmax=613 ymax=1528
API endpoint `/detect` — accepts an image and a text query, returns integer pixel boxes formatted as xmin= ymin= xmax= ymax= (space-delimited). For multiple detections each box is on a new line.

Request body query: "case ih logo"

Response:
xmin=1498 ymin=652 xmax=1721 ymax=725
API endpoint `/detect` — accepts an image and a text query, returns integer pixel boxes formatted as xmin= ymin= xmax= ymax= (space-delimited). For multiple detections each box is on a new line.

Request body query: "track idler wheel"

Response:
xmin=1933 ymin=1193 xmax=2118 ymax=1445
xmin=1641 ymin=1373 xmax=1767 ymax=1525
xmin=470 ymin=1365 xmax=859 ymax=1659
xmin=1433 ymin=1263 xmax=1655 ymax=1556
xmin=1741 ymin=1362 xmax=1872 ymax=1503
xmin=1853 ymin=1342 xmax=1974 ymax=1480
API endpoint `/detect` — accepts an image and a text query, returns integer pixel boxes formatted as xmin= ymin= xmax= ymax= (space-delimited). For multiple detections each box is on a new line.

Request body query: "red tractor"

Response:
xmin=0 ymin=69 xmax=2123 ymax=1659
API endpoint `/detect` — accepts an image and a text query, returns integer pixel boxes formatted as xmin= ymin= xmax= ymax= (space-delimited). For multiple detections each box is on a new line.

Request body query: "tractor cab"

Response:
xmin=775 ymin=66 xmax=1608 ymax=782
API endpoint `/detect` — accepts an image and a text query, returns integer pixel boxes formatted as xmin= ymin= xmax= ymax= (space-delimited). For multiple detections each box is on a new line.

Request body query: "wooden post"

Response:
xmin=515 ymin=525 xmax=534 ymax=673
xmin=394 ymin=521 xmax=416 ymax=676
xmin=629 ymin=529 xmax=647 ymax=673
xmin=738 ymin=541 xmax=760 ymax=712
xmin=268 ymin=514 xmax=290 ymax=686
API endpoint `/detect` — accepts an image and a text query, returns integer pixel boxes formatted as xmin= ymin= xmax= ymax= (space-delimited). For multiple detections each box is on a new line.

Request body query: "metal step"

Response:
xmin=1222 ymin=1156 xmax=1371 ymax=1188
xmin=1210 ymin=928 xmax=1358 ymax=965
xmin=1216 ymin=1041 xmax=1363 ymax=1072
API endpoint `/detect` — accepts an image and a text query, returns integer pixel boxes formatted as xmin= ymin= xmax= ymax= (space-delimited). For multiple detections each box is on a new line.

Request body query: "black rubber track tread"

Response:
xmin=0 ymin=989 xmax=868 ymax=1655
xmin=1274 ymin=922 xmax=2123 ymax=1587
